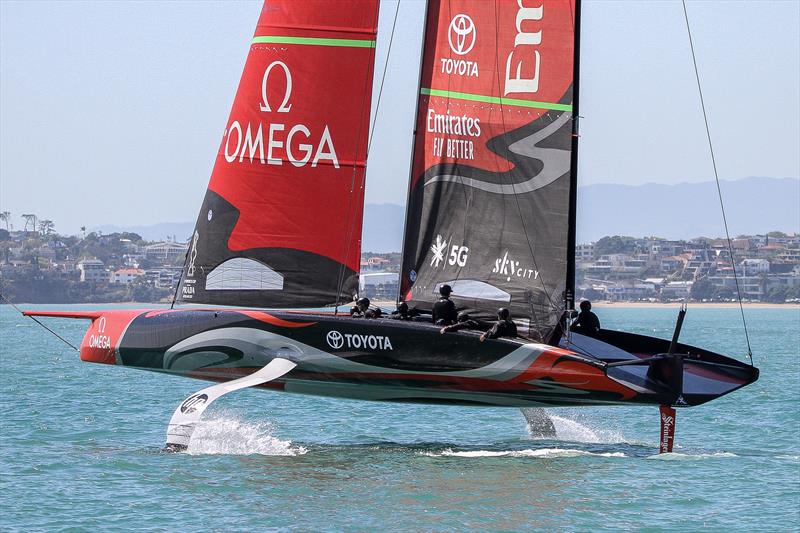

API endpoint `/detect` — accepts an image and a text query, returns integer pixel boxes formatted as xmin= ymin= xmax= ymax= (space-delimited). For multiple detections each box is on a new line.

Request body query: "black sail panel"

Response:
xmin=400 ymin=0 xmax=577 ymax=340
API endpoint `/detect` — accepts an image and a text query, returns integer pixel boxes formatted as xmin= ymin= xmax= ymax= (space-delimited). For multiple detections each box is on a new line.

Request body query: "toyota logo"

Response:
xmin=448 ymin=14 xmax=476 ymax=56
xmin=326 ymin=330 xmax=344 ymax=349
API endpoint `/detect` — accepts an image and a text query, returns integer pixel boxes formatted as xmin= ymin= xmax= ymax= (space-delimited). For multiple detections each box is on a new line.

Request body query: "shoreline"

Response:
xmin=593 ymin=301 xmax=798 ymax=309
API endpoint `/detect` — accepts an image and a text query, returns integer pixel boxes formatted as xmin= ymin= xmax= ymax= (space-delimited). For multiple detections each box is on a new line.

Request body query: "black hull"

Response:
xmin=37 ymin=308 xmax=758 ymax=409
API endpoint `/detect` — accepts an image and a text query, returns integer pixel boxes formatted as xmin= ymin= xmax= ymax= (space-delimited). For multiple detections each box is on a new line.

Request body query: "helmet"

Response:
xmin=579 ymin=300 xmax=591 ymax=311
xmin=397 ymin=302 xmax=409 ymax=313
xmin=457 ymin=311 xmax=471 ymax=322
xmin=497 ymin=308 xmax=510 ymax=320
xmin=439 ymin=284 xmax=453 ymax=296
xmin=356 ymin=297 xmax=370 ymax=311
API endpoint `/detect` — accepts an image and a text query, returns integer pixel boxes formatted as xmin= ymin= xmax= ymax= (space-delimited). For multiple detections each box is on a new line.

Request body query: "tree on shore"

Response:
xmin=38 ymin=219 xmax=55 ymax=236
xmin=0 ymin=211 xmax=10 ymax=230
xmin=22 ymin=214 xmax=37 ymax=233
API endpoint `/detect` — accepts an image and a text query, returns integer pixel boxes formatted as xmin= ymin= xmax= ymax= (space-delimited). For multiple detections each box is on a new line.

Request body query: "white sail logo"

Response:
xmin=260 ymin=61 xmax=292 ymax=113
xmin=223 ymin=62 xmax=339 ymax=169
xmin=448 ymin=14 xmax=476 ymax=55
xmin=430 ymin=235 xmax=448 ymax=267
xmin=186 ymin=230 xmax=199 ymax=277
xmin=442 ymin=14 xmax=478 ymax=78
xmin=492 ymin=251 xmax=538 ymax=282
xmin=430 ymin=234 xmax=468 ymax=268
xmin=504 ymin=2 xmax=544 ymax=95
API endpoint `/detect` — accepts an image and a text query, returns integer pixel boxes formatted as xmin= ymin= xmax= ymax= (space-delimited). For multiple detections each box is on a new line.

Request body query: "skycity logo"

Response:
xmin=326 ymin=330 xmax=393 ymax=351
xmin=492 ymin=251 xmax=538 ymax=282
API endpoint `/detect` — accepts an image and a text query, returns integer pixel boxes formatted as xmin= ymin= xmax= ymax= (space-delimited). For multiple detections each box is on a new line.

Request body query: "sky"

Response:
xmin=1 ymin=0 xmax=798 ymax=236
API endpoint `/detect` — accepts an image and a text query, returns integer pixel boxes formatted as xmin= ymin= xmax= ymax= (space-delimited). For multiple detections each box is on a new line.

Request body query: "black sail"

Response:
xmin=400 ymin=0 xmax=578 ymax=340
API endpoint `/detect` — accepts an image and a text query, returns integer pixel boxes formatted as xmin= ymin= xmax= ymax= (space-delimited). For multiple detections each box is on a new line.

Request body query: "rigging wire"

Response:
xmin=682 ymin=0 xmax=754 ymax=365
xmin=367 ymin=0 xmax=402 ymax=153
xmin=0 ymin=292 xmax=78 ymax=351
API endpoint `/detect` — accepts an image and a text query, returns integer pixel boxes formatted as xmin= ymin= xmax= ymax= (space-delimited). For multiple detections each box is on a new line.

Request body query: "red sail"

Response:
xmin=400 ymin=0 xmax=577 ymax=339
xmin=178 ymin=0 xmax=379 ymax=308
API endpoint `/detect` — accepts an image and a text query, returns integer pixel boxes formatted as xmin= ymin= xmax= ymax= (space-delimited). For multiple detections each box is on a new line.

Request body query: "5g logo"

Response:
xmin=448 ymin=245 xmax=469 ymax=267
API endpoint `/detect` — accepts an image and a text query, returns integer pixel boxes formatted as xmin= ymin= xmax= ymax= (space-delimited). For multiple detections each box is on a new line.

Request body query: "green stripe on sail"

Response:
xmin=421 ymin=88 xmax=572 ymax=112
xmin=252 ymin=36 xmax=376 ymax=48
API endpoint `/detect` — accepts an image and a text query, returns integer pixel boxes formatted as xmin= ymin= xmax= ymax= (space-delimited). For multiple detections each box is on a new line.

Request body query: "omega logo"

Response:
xmin=448 ymin=14 xmax=476 ymax=56
xmin=260 ymin=60 xmax=293 ymax=113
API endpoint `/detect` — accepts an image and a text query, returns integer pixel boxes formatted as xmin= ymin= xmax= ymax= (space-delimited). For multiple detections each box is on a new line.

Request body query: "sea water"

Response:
xmin=1 ymin=304 xmax=798 ymax=531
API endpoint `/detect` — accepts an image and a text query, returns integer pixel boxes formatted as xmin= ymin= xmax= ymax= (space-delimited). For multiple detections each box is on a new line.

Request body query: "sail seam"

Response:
xmin=252 ymin=36 xmax=376 ymax=48
xmin=421 ymin=88 xmax=572 ymax=111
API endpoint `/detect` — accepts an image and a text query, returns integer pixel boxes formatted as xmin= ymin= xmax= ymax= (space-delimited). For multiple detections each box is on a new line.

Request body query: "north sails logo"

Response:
xmin=492 ymin=251 xmax=538 ymax=282
xmin=326 ymin=330 xmax=393 ymax=351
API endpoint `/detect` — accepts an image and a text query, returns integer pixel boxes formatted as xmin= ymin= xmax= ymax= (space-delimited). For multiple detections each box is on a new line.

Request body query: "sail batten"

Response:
xmin=400 ymin=0 xmax=577 ymax=341
xmin=177 ymin=0 xmax=379 ymax=308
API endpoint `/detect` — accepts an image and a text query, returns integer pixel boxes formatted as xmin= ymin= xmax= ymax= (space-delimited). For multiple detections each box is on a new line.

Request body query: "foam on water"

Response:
xmin=527 ymin=414 xmax=628 ymax=445
xmin=423 ymin=448 xmax=626 ymax=458
xmin=646 ymin=451 xmax=738 ymax=461
xmin=185 ymin=414 xmax=307 ymax=456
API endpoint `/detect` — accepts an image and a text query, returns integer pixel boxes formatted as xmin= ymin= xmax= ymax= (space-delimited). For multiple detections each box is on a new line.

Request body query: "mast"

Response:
xmin=397 ymin=0 xmax=431 ymax=305
xmin=565 ymin=0 xmax=581 ymax=313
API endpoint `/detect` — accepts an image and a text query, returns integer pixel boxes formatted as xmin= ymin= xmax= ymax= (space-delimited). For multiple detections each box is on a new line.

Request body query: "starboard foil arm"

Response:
xmin=165 ymin=357 xmax=296 ymax=452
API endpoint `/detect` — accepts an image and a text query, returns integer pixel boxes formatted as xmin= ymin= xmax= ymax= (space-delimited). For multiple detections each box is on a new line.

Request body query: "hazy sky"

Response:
xmin=1 ymin=0 xmax=798 ymax=236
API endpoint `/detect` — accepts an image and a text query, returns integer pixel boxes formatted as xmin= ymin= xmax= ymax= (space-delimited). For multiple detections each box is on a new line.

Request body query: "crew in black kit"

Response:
xmin=432 ymin=284 xmax=458 ymax=326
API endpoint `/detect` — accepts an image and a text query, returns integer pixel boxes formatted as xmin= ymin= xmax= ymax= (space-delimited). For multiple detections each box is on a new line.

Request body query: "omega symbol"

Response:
xmin=260 ymin=60 xmax=293 ymax=113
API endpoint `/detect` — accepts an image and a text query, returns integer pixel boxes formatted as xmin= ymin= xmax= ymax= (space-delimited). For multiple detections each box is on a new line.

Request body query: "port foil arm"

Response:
xmin=165 ymin=357 xmax=297 ymax=451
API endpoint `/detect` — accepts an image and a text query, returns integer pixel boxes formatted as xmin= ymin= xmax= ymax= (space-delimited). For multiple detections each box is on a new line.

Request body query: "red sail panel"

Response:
xmin=401 ymin=0 xmax=577 ymax=339
xmin=178 ymin=0 xmax=379 ymax=308
xmin=411 ymin=0 xmax=574 ymax=185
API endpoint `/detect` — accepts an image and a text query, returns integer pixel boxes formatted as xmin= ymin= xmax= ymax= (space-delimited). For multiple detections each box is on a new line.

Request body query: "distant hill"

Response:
xmin=94 ymin=177 xmax=798 ymax=250
xmin=575 ymin=177 xmax=799 ymax=242
xmin=92 ymin=221 xmax=195 ymax=242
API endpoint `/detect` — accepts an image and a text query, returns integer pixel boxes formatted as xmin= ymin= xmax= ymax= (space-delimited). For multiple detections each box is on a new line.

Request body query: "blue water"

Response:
xmin=1 ymin=304 xmax=798 ymax=531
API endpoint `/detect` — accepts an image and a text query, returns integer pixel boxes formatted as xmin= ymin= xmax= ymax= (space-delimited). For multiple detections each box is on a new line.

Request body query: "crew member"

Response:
xmin=351 ymin=297 xmax=383 ymax=319
xmin=389 ymin=302 xmax=413 ymax=320
xmin=432 ymin=284 xmax=458 ymax=326
xmin=571 ymin=300 xmax=601 ymax=337
xmin=440 ymin=311 xmax=487 ymax=334
xmin=480 ymin=308 xmax=518 ymax=342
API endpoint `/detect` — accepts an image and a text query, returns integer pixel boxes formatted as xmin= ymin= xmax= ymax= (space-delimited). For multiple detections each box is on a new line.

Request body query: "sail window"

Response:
xmin=205 ymin=258 xmax=284 ymax=291
xmin=434 ymin=280 xmax=510 ymax=302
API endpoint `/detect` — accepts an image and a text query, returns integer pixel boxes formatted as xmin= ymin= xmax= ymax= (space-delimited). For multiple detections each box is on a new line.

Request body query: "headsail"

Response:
xmin=178 ymin=0 xmax=379 ymax=308
xmin=400 ymin=0 xmax=578 ymax=340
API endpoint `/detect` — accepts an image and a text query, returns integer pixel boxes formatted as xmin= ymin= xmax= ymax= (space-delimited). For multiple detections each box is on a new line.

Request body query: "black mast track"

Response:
xmin=397 ymin=0 xmax=431 ymax=305
xmin=565 ymin=0 xmax=582 ymax=312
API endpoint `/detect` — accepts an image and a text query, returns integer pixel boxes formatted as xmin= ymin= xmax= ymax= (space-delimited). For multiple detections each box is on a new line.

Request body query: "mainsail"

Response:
xmin=400 ymin=0 xmax=578 ymax=340
xmin=178 ymin=0 xmax=379 ymax=308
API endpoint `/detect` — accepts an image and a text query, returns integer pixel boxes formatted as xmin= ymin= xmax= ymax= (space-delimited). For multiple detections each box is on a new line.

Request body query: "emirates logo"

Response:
xmin=448 ymin=14 xmax=476 ymax=56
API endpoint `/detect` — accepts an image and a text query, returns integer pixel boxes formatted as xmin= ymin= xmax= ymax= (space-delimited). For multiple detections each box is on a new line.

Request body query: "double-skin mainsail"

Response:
xmin=177 ymin=0 xmax=380 ymax=308
xmin=400 ymin=0 xmax=578 ymax=342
